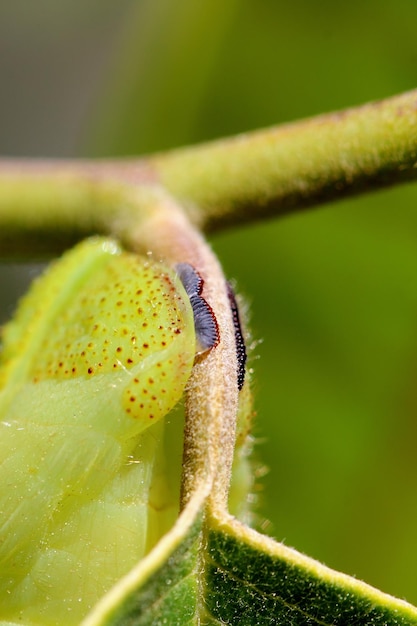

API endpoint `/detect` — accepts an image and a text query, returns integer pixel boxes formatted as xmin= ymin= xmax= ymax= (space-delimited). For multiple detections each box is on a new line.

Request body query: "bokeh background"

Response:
xmin=1 ymin=0 xmax=417 ymax=604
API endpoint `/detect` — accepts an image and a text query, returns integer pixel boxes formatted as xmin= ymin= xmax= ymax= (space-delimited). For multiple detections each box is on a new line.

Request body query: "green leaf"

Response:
xmin=83 ymin=506 xmax=417 ymax=626
xmin=204 ymin=516 xmax=417 ymax=625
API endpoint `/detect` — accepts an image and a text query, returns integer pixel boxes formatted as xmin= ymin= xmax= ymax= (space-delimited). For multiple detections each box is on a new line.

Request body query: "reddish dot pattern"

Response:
xmin=1 ymin=239 xmax=196 ymax=425
xmin=30 ymin=257 xmax=184 ymax=381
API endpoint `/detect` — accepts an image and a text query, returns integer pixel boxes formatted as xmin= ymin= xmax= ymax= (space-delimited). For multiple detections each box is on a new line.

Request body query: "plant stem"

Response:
xmin=151 ymin=89 xmax=417 ymax=231
xmin=0 ymin=163 xmax=156 ymax=257
xmin=0 ymin=89 xmax=417 ymax=256
xmin=121 ymin=190 xmax=240 ymax=510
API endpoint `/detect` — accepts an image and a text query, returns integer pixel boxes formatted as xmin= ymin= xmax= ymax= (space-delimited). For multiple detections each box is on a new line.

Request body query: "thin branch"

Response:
xmin=0 ymin=165 xmax=157 ymax=257
xmin=151 ymin=89 xmax=417 ymax=231
xmin=121 ymin=190 xmax=240 ymax=510
xmin=0 ymin=89 xmax=417 ymax=257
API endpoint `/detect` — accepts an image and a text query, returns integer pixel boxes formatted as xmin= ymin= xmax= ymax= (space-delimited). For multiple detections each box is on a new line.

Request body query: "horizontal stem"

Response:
xmin=1 ymin=89 xmax=417 ymax=256
xmin=0 ymin=162 xmax=157 ymax=257
xmin=151 ymin=89 xmax=417 ymax=231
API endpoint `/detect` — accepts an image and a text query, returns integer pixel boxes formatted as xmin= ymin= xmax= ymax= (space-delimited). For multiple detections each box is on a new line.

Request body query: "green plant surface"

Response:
xmin=203 ymin=516 xmax=417 ymax=626
xmin=83 ymin=510 xmax=417 ymax=625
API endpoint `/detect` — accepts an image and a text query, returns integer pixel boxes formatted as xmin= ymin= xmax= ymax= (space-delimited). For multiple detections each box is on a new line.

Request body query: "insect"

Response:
xmin=0 ymin=238 xmax=196 ymax=624
xmin=176 ymin=263 xmax=220 ymax=353
xmin=176 ymin=263 xmax=247 ymax=390
xmin=227 ymin=282 xmax=247 ymax=391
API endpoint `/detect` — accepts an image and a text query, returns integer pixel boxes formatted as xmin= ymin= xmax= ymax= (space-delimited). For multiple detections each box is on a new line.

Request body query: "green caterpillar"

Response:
xmin=0 ymin=238 xmax=196 ymax=625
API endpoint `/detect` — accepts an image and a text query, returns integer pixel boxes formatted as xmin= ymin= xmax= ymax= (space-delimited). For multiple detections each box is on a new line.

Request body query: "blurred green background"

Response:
xmin=1 ymin=0 xmax=417 ymax=604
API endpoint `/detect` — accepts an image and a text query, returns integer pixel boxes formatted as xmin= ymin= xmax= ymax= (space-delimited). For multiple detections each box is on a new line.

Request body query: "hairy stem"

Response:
xmin=151 ymin=89 xmax=417 ymax=231
xmin=0 ymin=162 xmax=157 ymax=257
xmin=0 ymin=89 xmax=417 ymax=257
xmin=122 ymin=190 xmax=239 ymax=510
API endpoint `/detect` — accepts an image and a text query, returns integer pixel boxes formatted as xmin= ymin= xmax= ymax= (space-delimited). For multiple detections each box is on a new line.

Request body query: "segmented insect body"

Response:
xmin=226 ymin=282 xmax=247 ymax=391
xmin=0 ymin=238 xmax=196 ymax=624
xmin=176 ymin=263 xmax=219 ymax=352
xmin=176 ymin=263 xmax=247 ymax=390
